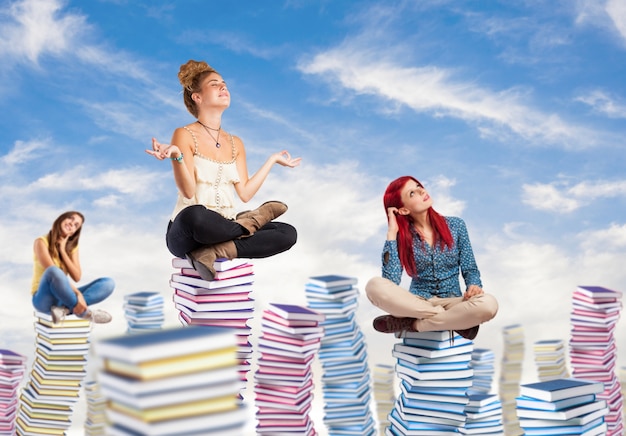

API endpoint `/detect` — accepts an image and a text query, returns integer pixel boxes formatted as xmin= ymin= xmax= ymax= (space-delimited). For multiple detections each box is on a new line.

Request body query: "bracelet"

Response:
xmin=170 ymin=153 xmax=184 ymax=163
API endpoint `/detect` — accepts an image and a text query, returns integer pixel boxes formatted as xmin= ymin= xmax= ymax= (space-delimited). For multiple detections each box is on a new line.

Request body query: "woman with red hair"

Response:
xmin=365 ymin=176 xmax=498 ymax=339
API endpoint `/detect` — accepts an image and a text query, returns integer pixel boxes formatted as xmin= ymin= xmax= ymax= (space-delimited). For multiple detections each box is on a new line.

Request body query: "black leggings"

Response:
xmin=166 ymin=205 xmax=297 ymax=259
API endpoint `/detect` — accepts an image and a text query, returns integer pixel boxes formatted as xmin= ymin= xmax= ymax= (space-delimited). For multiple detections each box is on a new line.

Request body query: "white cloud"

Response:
xmin=298 ymin=45 xmax=598 ymax=149
xmin=522 ymin=179 xmax=626 ymax=213
xmin=26 ymin=166 xmax=165 ymax=198
xmin=575 ymin=89 xmax=626 ymax=118
xmin=606 ymin=0 xmax=626 ymax=42
xmin=0 ymin=138 xmax=50 ymax=167
xmin=0 ymin=0 xmax=87 ymax=64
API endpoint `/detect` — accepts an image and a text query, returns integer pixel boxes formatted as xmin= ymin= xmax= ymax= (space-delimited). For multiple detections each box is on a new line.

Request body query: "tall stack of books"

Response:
xmin=170 ymin=257 xmax=255 ymax=383
xmin=373 ymin=363 xmax=396 ymax=434
xmin=462 ymin=393 xmax=504 ymax=435
xmin=94 ymin=326 xmax=246 ymax=435
xmin=123 ymin=292 xmax=165 ymax=334
xmin=83 ymin=379 xmax=107 ymax=435
xmin=621 ymin=366 xmax=626 ymax=428
xmin=499 ymin=323 xmax=524 ymax=436
xmin=0 ymin=349 xmax=27 ymax=435
xmin=16 ymin=311 xmax=92 ymax=436
xmin=304 ymin=274 xmax=376 ymax=435
xmin=467 ymin=348 xmax=495 ymax=396
xmin=534 ymin=339 xmax=569 ymax=381
xmin=254 ymin=303 xmax=324 ymax=435
xmin=388 ymin=330 xmax=474 ymax=435
xmin=516 ymin=378 xmax=607 ymax=435
xmin=569 ymin=285 xmax=623 ymax=435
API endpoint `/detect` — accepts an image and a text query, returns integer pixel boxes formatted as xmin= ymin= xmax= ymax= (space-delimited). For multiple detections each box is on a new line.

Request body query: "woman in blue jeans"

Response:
xmin=31 ymin=211 xmax=114 ymax=324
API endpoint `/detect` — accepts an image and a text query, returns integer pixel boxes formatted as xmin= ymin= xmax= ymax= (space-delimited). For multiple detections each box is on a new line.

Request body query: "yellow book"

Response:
xmin=20 ymin=408 xmax=70 ymax=422
xmin=20 ymin=394 xmax=71 ymax=412
xmin=35 ymin=357 xmax=86 ymax=373
xmin=104 ymin=346 xmax=238 ymax=381
xmin=16 ymin=417 xmax=66 ymax=435
xmin=38 ymin=317 xmax=91 ymax=329
xmin=36 ymin=333 xmax=89 ymax=345
xmin=36 ymin=348 xmax=87 ymax=362
xmin=109 ymin=393 xmax=238 ymax=423
xmin=32 ymin=370 xmax=82 ymax=388
xmin=31 ymin=383 xmax=80 ymax=397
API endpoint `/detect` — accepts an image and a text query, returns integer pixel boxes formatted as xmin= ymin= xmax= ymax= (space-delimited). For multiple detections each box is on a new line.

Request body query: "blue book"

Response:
xmin=307 ymin=275 xmax=358 ymax=288
xmin=268 ymin=303 xmax=325 ymax=321
xmin=518 ymin=407 xmax=607 ymax=428
xmin=521 ymin=417 xmax=606 ymax=435
xmin=516 ymin=399 xmax=606 ymax=420
xmin=516 ymin=393 xmax=596 ymax=411
xmin=519 ymin=378 xmax=604 ymax=402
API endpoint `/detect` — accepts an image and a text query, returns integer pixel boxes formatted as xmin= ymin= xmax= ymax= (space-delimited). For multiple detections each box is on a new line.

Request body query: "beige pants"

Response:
xmin=365 ymin=277 xmax=498 ymax=332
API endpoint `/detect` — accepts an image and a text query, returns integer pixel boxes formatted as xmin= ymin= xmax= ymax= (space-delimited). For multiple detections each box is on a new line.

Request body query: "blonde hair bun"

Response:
xmin=178 ymin=60 xmax=215 ymax=91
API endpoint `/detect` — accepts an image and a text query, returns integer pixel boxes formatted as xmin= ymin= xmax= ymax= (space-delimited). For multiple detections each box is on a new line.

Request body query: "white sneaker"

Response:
xmin=50 ymin=306 xmax=70 ymax=324
xmin=82 ymin=309 xmax=112 ymax=324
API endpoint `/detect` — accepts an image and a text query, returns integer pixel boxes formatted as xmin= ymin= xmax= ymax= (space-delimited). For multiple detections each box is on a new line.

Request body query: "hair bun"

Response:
xmin=178 ymin=60 xmax=213 ymax=90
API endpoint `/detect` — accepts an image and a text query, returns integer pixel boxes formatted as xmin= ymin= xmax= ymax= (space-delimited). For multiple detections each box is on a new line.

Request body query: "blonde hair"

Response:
xmin=178 ymin=60 xmax=219 ymax=118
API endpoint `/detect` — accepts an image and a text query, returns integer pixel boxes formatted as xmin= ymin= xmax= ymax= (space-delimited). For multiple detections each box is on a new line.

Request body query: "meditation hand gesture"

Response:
xmin=146 ymin=138 xmax=181 ymax=161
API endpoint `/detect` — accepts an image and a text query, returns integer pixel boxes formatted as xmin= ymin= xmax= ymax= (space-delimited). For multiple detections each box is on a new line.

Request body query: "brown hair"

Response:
xmin=47 ymin=211 xmax=84 ymax=273
xmin=178 ymin=60 xmax=219 ymax=118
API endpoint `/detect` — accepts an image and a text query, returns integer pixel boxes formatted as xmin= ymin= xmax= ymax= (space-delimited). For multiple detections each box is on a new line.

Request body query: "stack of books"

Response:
xmin=467 ymin=348 xmax=495 ymax=396
xmin=16 ymin=311 xmax=92 ymax=436
xmin=621 ymin=366 xmax=626 ymax=428
xmin=123 ymin=292 xmax=165 ymax=334
xmin=0 ymin=349 xmax=27 ymax=434
xmin=170 ymin=257 xmax=255 ymax=382
xmin=498 ymin=323 xmax=524 ymax=436
xmin=388 ymin=330 xmax=474 ymax=435
xmin=254 ymin=302 xmax=324 ymax=435
xmin=516 ymin=378 xmax=607 ymax=435
xmin=372 ymin=363 xmax=396 ymax=434
xmin=94 ymin=326 xmax=246 ymax=435
xmin=304 ymin=274 xmax=376 ymax=435
xmin=534 ymin=339 xmax=569 ymax=381
xmin=569 ymin=285 xmax=623 ymax=434
xmin=83 ymin=379 xmax=107 ymax=435
xmin=462 ymin=393 xmax=504 ymax=435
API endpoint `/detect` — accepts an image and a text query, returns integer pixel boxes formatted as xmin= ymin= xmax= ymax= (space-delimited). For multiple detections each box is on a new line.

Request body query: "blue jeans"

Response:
xmin=32 ymin=266 xmax=115 ymax=315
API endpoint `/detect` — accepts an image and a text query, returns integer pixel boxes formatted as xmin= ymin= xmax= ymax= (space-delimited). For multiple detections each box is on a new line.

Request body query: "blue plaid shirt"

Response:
xmin=381 ymin=216 xmax=482 ymax=299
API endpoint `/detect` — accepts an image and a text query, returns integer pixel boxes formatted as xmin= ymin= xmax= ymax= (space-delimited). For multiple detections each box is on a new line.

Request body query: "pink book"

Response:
xmin=255 ymin=392 xmax=307 ymax=405
xmin=257 ymin=417 xmax=310 ymax=426
xmin=262 ymin=310 xmax=319 ymax=327
xmin=260 ymin=351 xmax=314 ymax=364
xmin=181 ymin=263 xmax=254 ymax=280
xmin=261 ymin=332 xmax=321 ymax=347
xmin=175 ymin=289 xmax=251 ymax=303
xmin=255 ymin=379 xmax=314 ymax=395
xmin=257 ymin=403 xmax=313 ymax=416
xmin=257 ymin=366 xmax=309 ymax=377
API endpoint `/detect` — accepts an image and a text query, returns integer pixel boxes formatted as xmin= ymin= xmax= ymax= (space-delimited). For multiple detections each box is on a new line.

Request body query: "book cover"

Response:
xmin=519 ymin=378 xmax=604 ymax=402
xmin=267 ymin=303 xmax=325 ymax=322
xmin=306 ymin=275 xmax=358 ymax=288
xmin=170 ymin=273 xmax=254 ymax=290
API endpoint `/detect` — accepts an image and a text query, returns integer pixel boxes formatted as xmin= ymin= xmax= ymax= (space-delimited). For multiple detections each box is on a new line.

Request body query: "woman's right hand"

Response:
xmin=386 ymin=207 xmax=399 ymax=239
xmin=145 ymin=138 xmax=181 ymax=161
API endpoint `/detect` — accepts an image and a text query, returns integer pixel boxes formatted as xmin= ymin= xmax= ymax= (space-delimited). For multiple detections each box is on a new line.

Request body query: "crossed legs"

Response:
xmin=365 ymin=276 xmax=498 ymax=332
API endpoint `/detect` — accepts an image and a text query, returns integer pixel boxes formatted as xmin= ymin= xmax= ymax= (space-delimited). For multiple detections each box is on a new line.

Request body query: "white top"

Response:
xmin=170 ymin=126 xmax=240 ymax=220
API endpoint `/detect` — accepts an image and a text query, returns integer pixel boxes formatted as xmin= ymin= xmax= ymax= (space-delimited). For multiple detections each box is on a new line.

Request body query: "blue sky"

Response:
xmin=1 ymin=0 xmax=625 ymax=433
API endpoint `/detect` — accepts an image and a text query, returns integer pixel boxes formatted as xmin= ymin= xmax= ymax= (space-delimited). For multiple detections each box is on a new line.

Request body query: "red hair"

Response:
xmin=383 ymin=176 xmax=453 ymax=277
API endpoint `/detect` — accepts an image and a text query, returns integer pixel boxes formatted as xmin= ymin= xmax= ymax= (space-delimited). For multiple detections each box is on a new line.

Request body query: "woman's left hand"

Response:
xmin=273 ymin=150 xmax=302 ymax=168
xmin=464 ymin=285 xmax=484 ymax=300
